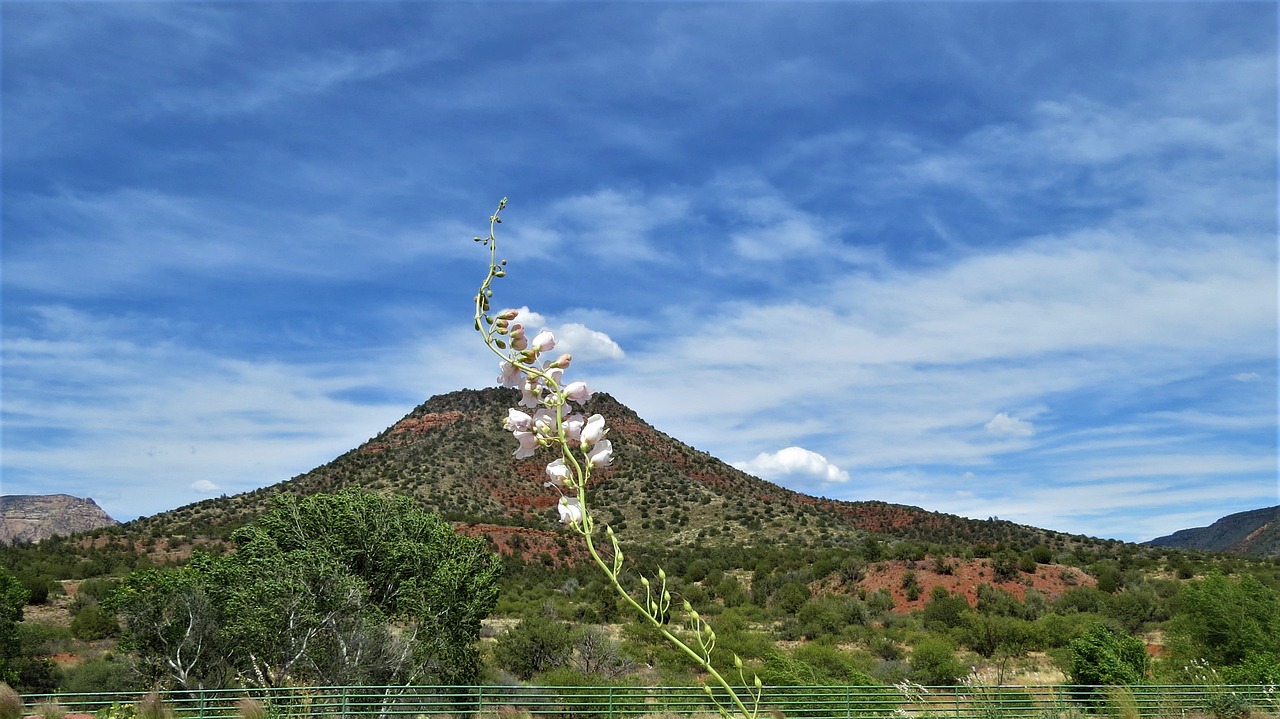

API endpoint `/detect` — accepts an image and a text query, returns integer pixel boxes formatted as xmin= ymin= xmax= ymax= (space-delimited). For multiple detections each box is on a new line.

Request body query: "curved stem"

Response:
xmin=472 ymin=198 xmax=759 ymax=719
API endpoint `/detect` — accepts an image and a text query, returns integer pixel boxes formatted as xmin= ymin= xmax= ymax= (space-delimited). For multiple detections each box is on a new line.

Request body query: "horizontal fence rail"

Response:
xmin=19 ymin=684 xmax=1279 ymax=719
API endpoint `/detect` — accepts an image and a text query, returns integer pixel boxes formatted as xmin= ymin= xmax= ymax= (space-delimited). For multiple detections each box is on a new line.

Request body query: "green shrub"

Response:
xmin=493 ymin=618 xmax=575 ymax=680
xmin=1067 ymin=625 xmax=1147 ymax=704
xmin=909 ymin=637 xmax=967 ymax=685
xmin=70 ymin=604 xmax=118 ymax=641
xmin=57 ymin=656 xmax=140 ymax=695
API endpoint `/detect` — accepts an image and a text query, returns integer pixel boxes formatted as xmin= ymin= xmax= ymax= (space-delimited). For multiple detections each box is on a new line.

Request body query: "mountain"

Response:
xmin=125 ymin=387 xmax=1101 ymax=558
xmin=0 ymin=494 xmax=119 ymax=544
xmin=1145 ymin=505 xmax=1280 ymax=558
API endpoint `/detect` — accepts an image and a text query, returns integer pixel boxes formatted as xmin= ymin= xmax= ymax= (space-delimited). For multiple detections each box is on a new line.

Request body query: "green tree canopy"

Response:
xmin=1067 ymin=624 xmax=1148 ymax=687
xmin=0 ymin=566 xmax=31 ymax=686
xmin=1165 ymin=572 xmax=1280 ymax=679
xmin=109 ymin=489 xmax=501 ymax=689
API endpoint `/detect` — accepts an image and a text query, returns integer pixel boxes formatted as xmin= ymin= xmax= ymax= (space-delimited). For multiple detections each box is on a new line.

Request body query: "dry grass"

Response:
xmin=0 ymin=684 xmax=23 ymax=719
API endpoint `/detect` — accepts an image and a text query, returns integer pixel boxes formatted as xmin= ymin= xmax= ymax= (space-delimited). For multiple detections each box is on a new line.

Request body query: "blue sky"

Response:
xmin=3 ymin=2 xmax=1276 ymax=543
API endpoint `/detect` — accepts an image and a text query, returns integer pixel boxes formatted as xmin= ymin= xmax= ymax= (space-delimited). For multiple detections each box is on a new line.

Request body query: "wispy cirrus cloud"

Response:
xmin=3 ymin=2 xmax=1273 ymax=543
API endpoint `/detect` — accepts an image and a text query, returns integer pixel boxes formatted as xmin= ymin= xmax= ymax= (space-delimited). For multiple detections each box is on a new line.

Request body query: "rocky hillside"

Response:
xmin=1146 ymin=505 xmax=1280 ymax=558
xmin=0 ymin=494 xmax=119 ymax=544
xmin=125 ymin=388 xmax=1102 ymax=559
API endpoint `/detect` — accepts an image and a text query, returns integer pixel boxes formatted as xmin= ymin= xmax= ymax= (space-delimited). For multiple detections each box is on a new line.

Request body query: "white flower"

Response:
xmin=519 ymin=380 xmax=542 ymax=408
xmin=504 ymin=408 xmax=532 ymax=432
xmin=557 ymin=496 xmax=582 ymax=524
xmin=532 ymin=408 xmax=557 ymax=437
xmin=586 ymin=439 xmax=613 ymax=468
xmin=563 ymin=381 xmax=592 ymax=405
xmin=563 ymin=413 xmax=585 ymax=443
xmin=530 ymin=330 xmax=556 ymax=353
xmin=497 ymin=361 xmax=522 ymax=388
xmin=546 ymin=458 xmax=571 ymax=485
xmin=543 ymin=366 xmax=564 ymax=387
xmin=512 ymin=430 xmax=538 ymax=459
xmin=580 ymin=414 xmax=607 ymax=447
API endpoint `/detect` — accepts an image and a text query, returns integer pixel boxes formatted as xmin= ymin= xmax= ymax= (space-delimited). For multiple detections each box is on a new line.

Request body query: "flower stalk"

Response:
xmin=472 ymin=198 xmax=762 ymax=719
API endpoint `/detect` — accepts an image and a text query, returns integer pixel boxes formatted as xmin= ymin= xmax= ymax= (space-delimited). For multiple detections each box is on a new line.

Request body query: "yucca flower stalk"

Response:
xmin=472 ymin=198 xmax=763 ymax=719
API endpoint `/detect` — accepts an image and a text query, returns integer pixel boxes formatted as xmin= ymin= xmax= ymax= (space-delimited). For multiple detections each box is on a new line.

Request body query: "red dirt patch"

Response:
xmin=457 ymin=523 xmax=589 ymax=567
xmin=821 ymin=556 xmax=1095 ymax=612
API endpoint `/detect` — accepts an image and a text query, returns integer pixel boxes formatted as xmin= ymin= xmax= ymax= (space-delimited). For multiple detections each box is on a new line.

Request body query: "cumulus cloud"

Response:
xmin=511 ymin=307 xmax=624 ymax=362
xmin=734 ymin=446 xmax=850 ymax=483
xmin=190 ymin=479 xmax=221 ymax=494
xmin=556 ymin=323 xmax=625 ymax=361
xmin=985 ymin=412 xmax=1036 ymax=437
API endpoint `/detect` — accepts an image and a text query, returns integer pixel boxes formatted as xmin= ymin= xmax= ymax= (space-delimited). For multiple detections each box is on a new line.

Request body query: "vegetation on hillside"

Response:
xmin=2 ymin=390 xmax=1278 ymax=701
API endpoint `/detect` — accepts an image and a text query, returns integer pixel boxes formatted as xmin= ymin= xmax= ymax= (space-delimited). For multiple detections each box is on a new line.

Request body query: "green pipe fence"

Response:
xmin=17 ymin=684 xmax=1279 ymax=719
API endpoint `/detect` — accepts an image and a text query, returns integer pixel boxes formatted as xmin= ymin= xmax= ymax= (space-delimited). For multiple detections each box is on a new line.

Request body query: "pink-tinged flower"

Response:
xmin=512 ymin=430 xmax=538 ymax=459
xmin=580 ymin=414 xmax=607 ymax=447
xmin=542 ymin=366 xmax=564 ymax=387
xmin=497 ymin=309 xmax=520 ymax=321
xmin=530 ymin=330 xmax=556 ymax=352
xmin=563 ymin=413 xmax=585 ymax=443
xmin=546 ymin=458 xmax=571 ymax=484
xmin=549 ymin=354 xmax=572 ymax=369
xmin=519 ymin=381 xmax=542 ymax=408
xmin=586 ymin=439 xmax=613 ymax=468
xmin=563 ymin=381 xmax=592 ymax=405
xmin=504 ymin=408 xmax=532 ymax=432
xmin=532 ymin=408 xmax=557 ymax=437
xmin=498 ymin=361 xmax=522 ymax=388
xmin=557 ymin=497 xmax=583 ymax=524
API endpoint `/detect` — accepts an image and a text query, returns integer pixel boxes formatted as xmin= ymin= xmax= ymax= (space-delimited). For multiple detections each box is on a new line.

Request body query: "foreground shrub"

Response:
xmin=0 ymin=683 xmax=23 ymax=719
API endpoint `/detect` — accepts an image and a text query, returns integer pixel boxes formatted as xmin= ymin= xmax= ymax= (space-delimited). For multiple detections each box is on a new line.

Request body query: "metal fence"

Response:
xmin=19 ymin=684 xmax=1279 ymax=719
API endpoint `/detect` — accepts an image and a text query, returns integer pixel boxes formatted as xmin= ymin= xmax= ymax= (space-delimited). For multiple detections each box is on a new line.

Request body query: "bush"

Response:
xmin=1067 ymin=625 xmax=1147 ymax=702
xmin=909 ymin=637 xmax=967 ymax=685
xmin=56 ymin=656 xmax=139 ymax=695
xmin=70 ymin=605 xmax=118 ymax=642
xmin=492 ymin=618 xmax=575 ymax=680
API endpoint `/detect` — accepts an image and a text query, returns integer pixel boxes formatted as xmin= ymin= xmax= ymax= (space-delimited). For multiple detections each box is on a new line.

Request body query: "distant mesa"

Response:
xmin=0 ymin=493 xmax=119 ymax=544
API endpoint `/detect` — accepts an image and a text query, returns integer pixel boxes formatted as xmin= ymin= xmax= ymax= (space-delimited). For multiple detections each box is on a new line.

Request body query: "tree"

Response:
xmin=1067 ymin=625 xmax=1147 ymax=687
xmin=0 ymin=567 xmax=30 ymax=686
xmin=106 ymin=558 xmax=232 ymax=690
xmin=109 ymin=489 xmax=501 ymax=689
xmin=1165 ymin=572 xmax=1280 ymax=672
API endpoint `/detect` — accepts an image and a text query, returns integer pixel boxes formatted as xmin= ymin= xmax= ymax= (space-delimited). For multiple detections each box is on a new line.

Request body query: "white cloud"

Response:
xmin=510 ymin=307 xmax=624 ymax=362
xmin=190 ymin=480 xmax=221 ymax=494
xmin=734 ymin=446 xmax=850 ymax=484
xmin=985 ymin=412 xmax=1036 ymax=437
xmin=1233 ymin=372 xmax=1261 ymax=382
xmin=555 ymin=323 xmax=625 ymax=361
xmin=515 ymin=188 xmax=690 ymax=263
